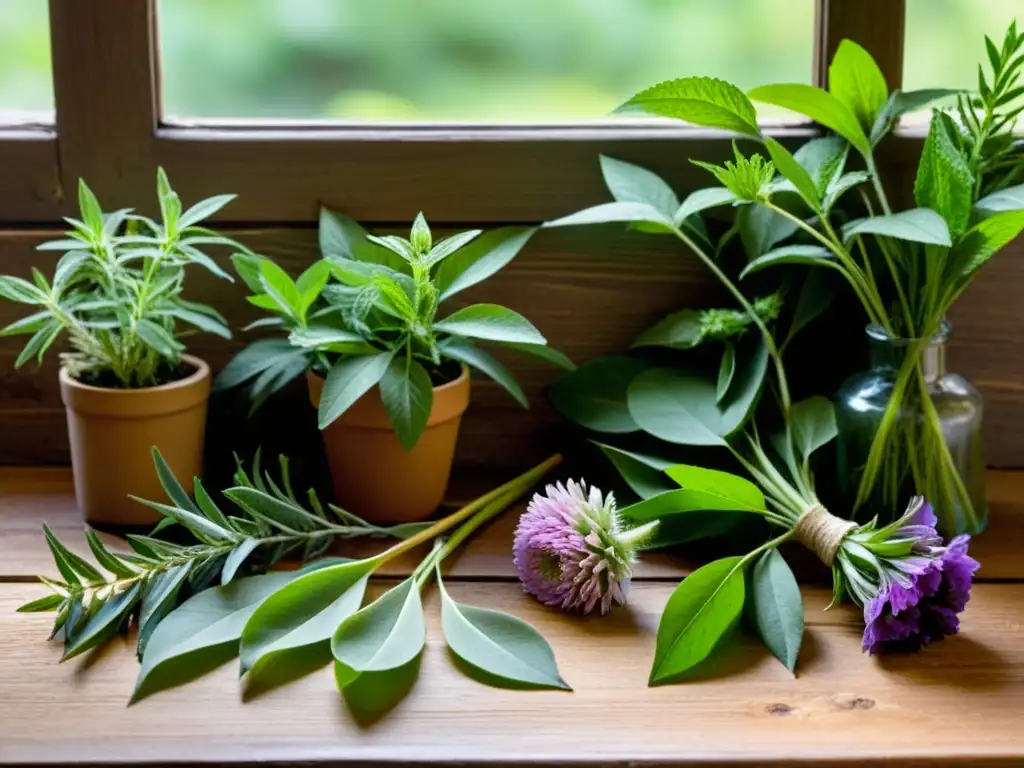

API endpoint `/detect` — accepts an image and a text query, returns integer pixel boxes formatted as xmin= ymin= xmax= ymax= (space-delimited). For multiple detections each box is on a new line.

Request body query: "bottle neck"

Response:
xmin=867 ymin=323 xmax=949 ymax=385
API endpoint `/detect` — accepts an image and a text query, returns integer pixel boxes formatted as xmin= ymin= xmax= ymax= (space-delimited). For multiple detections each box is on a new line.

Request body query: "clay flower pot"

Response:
xmin=59 ymin=355 xmax=211 ymax=526
xmin=307 ymin=365 xmax=471 ymax=524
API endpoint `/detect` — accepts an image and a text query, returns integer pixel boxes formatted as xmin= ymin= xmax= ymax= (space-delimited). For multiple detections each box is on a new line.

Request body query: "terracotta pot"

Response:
xmin=307 ymin=365 xmax=470 ymax=524
xmin=59 ymin=355 xmax=211 ymax=526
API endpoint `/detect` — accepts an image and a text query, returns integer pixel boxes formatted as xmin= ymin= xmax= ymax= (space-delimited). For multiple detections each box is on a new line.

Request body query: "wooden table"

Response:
xmin=2 ymin=468 xmax=1024 ymax=767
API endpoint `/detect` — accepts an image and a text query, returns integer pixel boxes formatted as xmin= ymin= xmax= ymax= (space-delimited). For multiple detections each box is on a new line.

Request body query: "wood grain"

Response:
xmin=1 ymin=581 xmax=1022 ymax=766
xmin=2 ymin=466 xmax=1022 ymax=583
xmin=815 ymin=0 xmax=906 ymax=90
xmin=2 ymin=226 xmax=1024 ymax=467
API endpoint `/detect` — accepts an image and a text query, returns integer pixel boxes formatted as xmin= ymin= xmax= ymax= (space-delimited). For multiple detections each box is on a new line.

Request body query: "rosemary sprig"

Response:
xmin=18 ymin=448 xmax=425 ymax=662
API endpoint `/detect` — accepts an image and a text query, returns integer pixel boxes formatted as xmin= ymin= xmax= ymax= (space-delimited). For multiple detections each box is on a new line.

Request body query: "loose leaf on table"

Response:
xmin=594 ymin=442 xmax=676 ymax=500
xmin=240 ymin=559 xmax=376 ymax=678
xmin=615 ymin=77 xmax=761 ymax=137
xmin=318 ymin=351 xmax=395 ymax=429
xmin=380 ymin=357 xmax=434 ymax=451
xmin=434 ymin=304 xmax=546 ymax=345
xmin=633 ymin=309 xmax=703 ymax=350
xmin=332 ymin=576 xmax=425 ymax=681
xmin=842 ymin=208 xmax=953 ymax=247
xmin=437 ymin=568 xmax=570 ymax=690
xmin=740 ymin=245 xmax=837 ymax=279
xmin=626 ymin=339 xmax=768 ymax=446
xmin=650 ymin=556 xmax=746 ymax=684
xmin=600 ymin=155 xmax=679 ymax=218
xmin=789 ymin=396 xmax=838 ymax=460
xmin=748 ymin=549 xmax=804 ymax=673
xmin=132 ymin=573 xmax=295 ymax=702
xmin=434 ymin=227 xmax=535 ymax=301
xmin=748 ymin=84 xmax=870 ymax=156
xmin=914 ymin=112 xmax=974 ymax=241
xmin=550 ymin=356 xmax=651 ymax=434
xmin=828 ymin=40 xmax=890 ymax=131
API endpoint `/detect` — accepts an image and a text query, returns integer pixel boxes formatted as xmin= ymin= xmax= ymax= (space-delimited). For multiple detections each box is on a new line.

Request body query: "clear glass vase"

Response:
xmin=834 ymin=322 xmax=987 ymax=537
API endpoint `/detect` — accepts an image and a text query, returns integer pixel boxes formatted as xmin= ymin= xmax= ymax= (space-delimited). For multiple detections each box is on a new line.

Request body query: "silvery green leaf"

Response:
xmin=674 ymin=187 xmax=737 ymax=226
xmin=740 ymin=245 xmax=837 ymax=279
xmin=790 ymin=396 xmax=838 ymax=459
xmin=632 ymin=309 xmax=703 ymax=350
xmin=332 ymin=576 xmax=425 ymax=676
xmin=550 ymin=356 xmax=651 ymax=434
xmin=318 ymin=351 xmax=395 ymax=429
xmin=749 ymin=549 xmax=804 ymax=672
xmin=600 ymin=155 xmax=679 ymax=218
xmin=435 ymin=304 xmax=546 ymax=344
xmin=842 ymin=209 xmax=952 ymax=247
xmin=976 ymin=183 xmax=1024 ymax=216
xmin=178 ymin=194 xmax=237 ymax=229
xmin=63 ymin=583 xmax=143 ymax=661
xmin=716 ymin=343 xmax=736 ymax=404
xmin=438 ymin=572 xmax=570 ymax=690
xmin=434 ymin=227 xmax=535 ymax=300
xmin=0 ymin=311 xmax=51 ymax=338
xmin=424 ymin=230 xmax=482 ymax=268
xmin=134 ymin=318 xmax=183 ymax=358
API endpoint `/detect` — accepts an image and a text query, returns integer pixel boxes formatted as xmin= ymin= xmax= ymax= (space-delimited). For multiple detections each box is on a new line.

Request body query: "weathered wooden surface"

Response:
xmin=2 ymin=227 xmax=1024 ymax=468
xmin=1 ymin=581 xmax=1022 ymax=767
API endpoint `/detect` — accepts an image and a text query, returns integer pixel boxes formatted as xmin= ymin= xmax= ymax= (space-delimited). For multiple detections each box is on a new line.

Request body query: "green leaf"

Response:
xmin=258 ymin=259 xmax=302 ymax=319
xmin=600 ymin=155 xmax=679 ymax=218
xmin=332 ymin=576 xmax=425 ymax=675
xmin=441 ymin=337 xmax=527 ymax=408
xmin=221 ymin=539 xmax=261 ymax=585
xmin=214 ymin=338 xmax=304 ymax=391
xmin=135 ymin=319 xmax=183 ymax=358
xmin=666 ymin=464 xmax=767 ymax=509
xmin=737 ymin=204 xmax=799 ymax=260
xmin=295 ymin=260 xmax=332 ymax=318
xmin=842 ymin=209 xmax=952 ymax=247
xmin=77 ymin=179 xmax=104 ymax=233
xmin=434 ymin=227 xmax=535 ymax=301
xmin=674 ymin=187 xmax=737 ymax=226
xmin=824 ymin=171 xmax=871 ymax=212
xmin=740 ymin=245 xmax=837 ymax=279
xmin=241 ymin=559 xmax=376 ymax=676
xmin=42 ymin=524 xmax=102 ymax=584
xmin=178 ymin=194 xmax=236 ymax=229
xmin=649 ymin=556 xmax=746 ymax=684
xmin=138 ymin=564 xmax=193 ymax=654
xmin=544 ymin=202 xmax=676 ymax=232
xmin=410 ymin=212 xmax=432 ymax=254
xmin=794 ymin=136 xmax=848 ymax=198
xmin=626 ymin=342 xmax=768 ymax=446
xmin=0 ymin=311 xmax=51 ymax=338
xmin=318 ymin=351 xmax=395 ymax=429
xmin=63 ymin=583 xmax=143 ymax=661
xmin=223 ymin=486 xmax=324 ymax=534
xmin=749 ymin=549 xmax=804 ymax=672
xmin=785 ymin=269 xmax=836 ymax=346
xmin=435 ymin=304 xmax=546 ymax=345
xmin=829 ymin=40 xmax=890 ymax=131
xmin=14 ymin=322 xmax=58 ymax=369
xmin=17 ymin=593 xmax=65 ymax=613
xmin=84 ymin=529 xmax=136 ymax=579
xmin=497 ymin=342 xmax=575 ymax=371
xmin=621 ymin=488 xmax=764 ymax=527
xmin=438 ymin=574 xmax=570 ymax=690
xmin=914 ymin=112 xmax=974 ymax=240
xmin=152 ymin=448 xmax=201 ymax=516
xmin=549 ymin=356 xmax=651 ymax=433
xmin=288 ymin=325 xmax=367 ymax=350
xmin=161 ymin=306 xmax=231 ymax=339
xmin=976 ymin=183 xmax=1024 ymax=216
xmin=790 ymin=396 xmax=838 ymax=460
xmin=0 ymin=275 xmax=46 ymax=304
xmin=616 ymin=77 xmax=760 ymax=136
xmin=232 ymin=253 xmax=269 ymax=293
xmin=594 ymin=443 xmax=675 ymax=500
xmin=716 ymin=343 xmax=735 ymax=403
xmin=748 ymin=84 xmax=870 ymax=155
xmin=129 ymin=497 xmax=240 ymax=545
xmin=423 ymin=230 xmax=482 ymax=269
xmin=763 ymin=137 xmax=820 ymax=209
xmin=632 ymin=310 xmax=703 ymax=350
xmin=380 ymin=358 xmax=434 ymax=451
xmin=133 ymin=573 xmax=295 ymax=702
xmin=319 ymin=207 xmax=407 ymax=273
xmin=950 ymin=209 xmax=1024 ymax=283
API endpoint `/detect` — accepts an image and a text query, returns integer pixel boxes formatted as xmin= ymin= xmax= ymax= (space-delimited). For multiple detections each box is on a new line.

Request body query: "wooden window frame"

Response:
xmin=0 ymin=0 xmax=909 ymax=224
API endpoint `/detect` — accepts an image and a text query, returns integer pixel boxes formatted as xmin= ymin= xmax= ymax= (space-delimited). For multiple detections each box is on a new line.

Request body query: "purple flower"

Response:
xmin=513 ymin=480 xmax=655 ymax=615
xmin=861 ymin=504 xmax=980 ymax=654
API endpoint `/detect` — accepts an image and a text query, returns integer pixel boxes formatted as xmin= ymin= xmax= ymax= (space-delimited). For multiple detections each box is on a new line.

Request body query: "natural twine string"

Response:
xmin=792 ymin=505 xmax=857 ymax=567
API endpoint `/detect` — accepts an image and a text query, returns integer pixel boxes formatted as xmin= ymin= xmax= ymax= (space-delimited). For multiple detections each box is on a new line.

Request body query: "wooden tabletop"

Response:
xmin=2 ymin=468 xmax=1024 ymax=767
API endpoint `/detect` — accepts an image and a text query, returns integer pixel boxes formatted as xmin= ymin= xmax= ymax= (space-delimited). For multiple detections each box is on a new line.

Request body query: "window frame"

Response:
xmin=0 ymin=0 xmax=908 ymax=224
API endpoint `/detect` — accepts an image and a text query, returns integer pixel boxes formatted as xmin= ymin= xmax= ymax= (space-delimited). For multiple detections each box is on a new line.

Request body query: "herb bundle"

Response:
xmin=216 ymin=209 xmax=572 ymax=448
xmin=0 ymin=169 xmax=244 ymax=387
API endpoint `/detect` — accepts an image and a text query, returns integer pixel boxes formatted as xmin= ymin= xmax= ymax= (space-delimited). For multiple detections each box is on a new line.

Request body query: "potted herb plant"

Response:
xmin=216 ymin=209 xmax=572 ymax=523
xmin=0 ymin=169 xmax=243 ymax=525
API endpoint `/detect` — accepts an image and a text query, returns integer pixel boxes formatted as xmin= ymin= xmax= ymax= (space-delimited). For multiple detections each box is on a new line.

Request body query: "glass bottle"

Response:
xmin=834 ymin=322 xmax=987 ymax=536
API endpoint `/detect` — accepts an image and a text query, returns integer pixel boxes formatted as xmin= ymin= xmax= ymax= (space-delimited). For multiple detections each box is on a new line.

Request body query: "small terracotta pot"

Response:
xmin=307 ymin=365 xmax=471 ymax=524
xmin=59 ymin=355 xmax=211 ymax=526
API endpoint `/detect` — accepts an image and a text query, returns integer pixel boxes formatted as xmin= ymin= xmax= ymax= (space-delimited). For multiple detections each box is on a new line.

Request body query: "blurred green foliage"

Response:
xmin=0 ymin=0 xmax=1018 ymax=123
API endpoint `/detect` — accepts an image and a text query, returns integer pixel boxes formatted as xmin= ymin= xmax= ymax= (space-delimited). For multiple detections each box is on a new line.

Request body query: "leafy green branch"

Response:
xmin=19 ymin=448 xmax=425 ymax=662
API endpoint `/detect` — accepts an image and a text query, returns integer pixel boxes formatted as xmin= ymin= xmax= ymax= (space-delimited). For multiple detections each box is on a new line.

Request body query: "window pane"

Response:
xmin=0 ymin=0 xmax=54 ymax=123
xmin=159 ymin=0 xmax=813 ymax=123
xmin=904 ymin=0 xmax=1019 ymax=93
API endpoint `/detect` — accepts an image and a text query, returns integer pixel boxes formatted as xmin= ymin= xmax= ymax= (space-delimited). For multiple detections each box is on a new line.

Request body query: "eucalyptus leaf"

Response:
xmin=632 ymin=310 xmax=703 ymax=350
xmin=438 ymin=573 xmax=570 ymax=690
xmin=332 ymin=576 xmax=425 ymax=675
xmin=594 ymin=442 xmax=676 ymax=500
xmin=790 ymin=396 xmax=838 ymax=460
xmin=550 ymin=356 xmax=651 ymax=434
xmin=650 ymin=556 xmax=746 ymax=684
xmin=975 ymin=183 xmax=1024 ymax=216
xmin=749 ymin=549 xmax=804 ymax=672
xmin=441 ymin=337 xmax=527 ymax=408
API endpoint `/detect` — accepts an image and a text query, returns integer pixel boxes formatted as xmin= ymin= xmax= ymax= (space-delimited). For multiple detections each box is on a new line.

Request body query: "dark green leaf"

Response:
xmin=435 ymin=304 xmax=546 ymax=345
xmin=649 ymin=556 xmax=746 ymax=684
xmin=434 ymin=227 xmax=535 ymax=301
xmin=135 ymin=319 xmax=183 ymax=358
xmin=632 ymin=310 xmax=703 ymax=350
xmin=616 ymin=77 xmax=760 ymax=136
xmin=716 ymin=343 xmax=736 ymax=404
xmin=842 ymin=209 xmax=952 ymax=247
xmin=42 ymin=523 xmax=102 ymax=584
xmin=740 ymin=245 xmax=837 ymax=279
xmin=138 ymin=563 xmax=193 ymax=654
xmin=594 ymin=443 xmax=675 ymax=500
xmin=380 ymin=358 xmax=434 ymax=450
xmin=790 ymin=396 xmax=838 ymax=460
xmin=63 ymin=583 xmax=143 ymax=661
xmin=318 ymin=351 xmax=395 ymax=429
xmin=17 ymin=593 xmax=65 ymax=613
xmin=549 ymin=356 xmax=651 ymax=433
xmin=497 ymin=342 xmax=574 ymax=371
xmin=749 ymin=549 xmax=804 ymax=672
xmin=675 ymin=187 xmax=737 ymax=225
xmin=152 ymin=448 xmax=201 ymax=515
xmin=331 ymin=576 xmax=425 ymax=674
xmin=737 ymin=204 xmax=799 ymax=260
xmin=84 ymin=529 xmax=136 ymax=579
xmin=318 ymin=207 xmax=407 ymax=273
xmin=223 ymin=486 xmax=324 ymax=534
xmin=785 ymin=269 xmax=836 ymax=345
xmin=441 ymin=337 xmax=527 ymax=408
